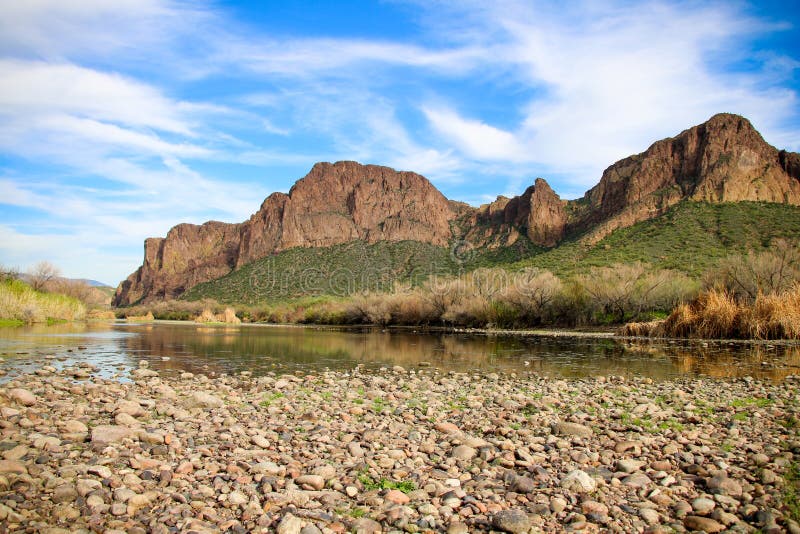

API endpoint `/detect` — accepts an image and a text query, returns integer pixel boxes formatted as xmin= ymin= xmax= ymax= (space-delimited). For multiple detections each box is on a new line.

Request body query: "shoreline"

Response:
xmin=1 ymin=365 xmax=798 ymax=532
xmin=118 ymin=318 xmax=800 ymax=348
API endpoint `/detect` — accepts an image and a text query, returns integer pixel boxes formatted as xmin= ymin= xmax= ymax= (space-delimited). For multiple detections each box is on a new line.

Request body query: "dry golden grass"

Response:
xmin=0 ymin=278 xmax=85 ymax=324
xmin=745 ymin=285 xmax=800 ymax=339
xmin=639 ymin=285 xmax=800 ymax=339
xmin=124 ymin=311 xmax=154 ymax=322
xmin=195 ymin=307 xmax=241 ymax=324
xmin=620 ymin=320 xmax=665 ymax=337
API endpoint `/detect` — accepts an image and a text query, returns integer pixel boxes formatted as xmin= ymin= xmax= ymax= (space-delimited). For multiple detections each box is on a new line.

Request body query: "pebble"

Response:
xmin=561 ymin=470 xmax=597 ymax=492
xmin=451 ymin=445 xmax=476 ymax=460
xmin=683 ymin=515 xmax=726 ymax=533
xmin=553 ymin=421 xmax=593 ymax=438
xmin=691 ymin=497 xmax=715 ymax=515
xmin=8 ymin=388 xmax=36 ymax=406
xmin=491 ymin=509 xmax=531 ymax=534
xmin=617 ymin=458 xmax=645 ymax=473
xmin=0 ymin=366 xmax=795 ymax=533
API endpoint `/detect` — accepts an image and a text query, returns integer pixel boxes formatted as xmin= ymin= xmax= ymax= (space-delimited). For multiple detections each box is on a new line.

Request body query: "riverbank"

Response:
xmin=1 ymin=365 xmax=799 ymax=533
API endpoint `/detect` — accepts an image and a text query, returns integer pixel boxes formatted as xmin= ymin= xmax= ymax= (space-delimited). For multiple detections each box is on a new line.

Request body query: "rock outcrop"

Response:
xmin=571 ymin=113 xmax=800 ymax=242
xmin=114 ymin=162 xmax=456 ymax=304
xmin=114 ymin=114 xmax=800 ymax=305
xmin=463 ymin=178 xmax=567 ymax=248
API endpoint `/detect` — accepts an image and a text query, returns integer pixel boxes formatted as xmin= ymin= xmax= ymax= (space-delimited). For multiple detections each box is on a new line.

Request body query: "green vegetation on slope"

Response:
xmin=183 ymin=201 xmax=800 ymax=306
xmin=183 ymin=241 xmax=462 ymax=304
xmin=511 ymin=201 xmax=800 ymax=276
xmin=0 ymin=277 xmax=86 ymax=325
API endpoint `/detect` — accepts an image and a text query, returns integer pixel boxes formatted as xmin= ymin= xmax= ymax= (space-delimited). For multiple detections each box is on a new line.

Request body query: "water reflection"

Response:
xmin=0 ymin=322 xmax=798 ymax=381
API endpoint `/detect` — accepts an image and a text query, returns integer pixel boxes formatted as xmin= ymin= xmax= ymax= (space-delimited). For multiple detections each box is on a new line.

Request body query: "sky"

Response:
xmin=1 ymin=0 xmax=799 ymax=286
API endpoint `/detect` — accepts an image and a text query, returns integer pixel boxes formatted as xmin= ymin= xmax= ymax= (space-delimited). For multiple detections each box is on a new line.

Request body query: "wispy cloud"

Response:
xmin=412 ymin=1 xmax=800 ymax=188
xmin=0 ymin=0 xmax=797 ymax=283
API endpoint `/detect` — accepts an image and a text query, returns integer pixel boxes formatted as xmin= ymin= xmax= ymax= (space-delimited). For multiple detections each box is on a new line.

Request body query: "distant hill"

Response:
xmin=114 ymin=113 xmax=800 ymax=306
xmin=74 ymin=279 xmax=112 ymax=288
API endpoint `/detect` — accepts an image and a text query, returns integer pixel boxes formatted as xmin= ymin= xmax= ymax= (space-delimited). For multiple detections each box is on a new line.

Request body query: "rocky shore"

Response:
xmin=1 ymin=363 xmax=799 ymax=533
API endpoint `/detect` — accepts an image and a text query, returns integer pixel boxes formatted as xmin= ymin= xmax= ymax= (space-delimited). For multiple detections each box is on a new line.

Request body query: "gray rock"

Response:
xmin=451 ymin=445 xmax=476 ymax=461
xmin=691 ymin=497 xmax=715 ymax=515
xmin=276 ymin=513 xmax=303 ymax=534
xmin=296 ymin=474 xmax=325 ymax=490
xmin=492 ymin=509 xmax=531 ymax=534
xmin=561 ymin=469 xmax=596 ymax=492
xmin=552 ymin=421 xmax=593 ymax=438
xmin=683 ymin=515 xmax=725 ymax=533
xmin=8 ymin=388 xmax=36 ymax=406
xmin=91 ymin=425 xmax=133 ymax=446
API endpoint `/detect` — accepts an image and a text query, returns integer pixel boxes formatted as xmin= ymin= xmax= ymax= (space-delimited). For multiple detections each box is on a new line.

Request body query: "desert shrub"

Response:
xmin=654 ymin=285 xmax=800 ymax=339
xmin=27 ymin=261 xmax=60 ymax=291
xmin=576 ymin=263 xmax=695 ymax=323
xmin=0 ymin=278 xmax=85 ymax=324
xmin=441 ymin=295 xmax=491 ymax=327
xmin=708 ymin=238 xmax=800 ymax=302
xmin=117 ymin=299 xmax=218 ymax=321
xmin=745 ymin=285 xmax=800 ymax=339
xmin=423 ymin=277 xmax=467 ymax=318
xmin=499 ymin=268 xmax=563 ymax=325
xmin=46 ymin=279 xmax=110 ymax=308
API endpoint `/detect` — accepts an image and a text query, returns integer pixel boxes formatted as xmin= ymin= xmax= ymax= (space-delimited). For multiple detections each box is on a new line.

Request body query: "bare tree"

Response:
xmin=0 ymin=264 xmax=19 ymax=281
xmin=27 ymin=261 xmax=61 ymax=291
xmin=710 ymin=239 xmax=800 ymax=302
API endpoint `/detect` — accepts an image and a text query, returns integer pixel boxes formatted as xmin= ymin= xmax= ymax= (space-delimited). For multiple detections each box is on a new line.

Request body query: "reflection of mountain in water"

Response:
xmin=114 ymin=323 xmax=800 ymax=381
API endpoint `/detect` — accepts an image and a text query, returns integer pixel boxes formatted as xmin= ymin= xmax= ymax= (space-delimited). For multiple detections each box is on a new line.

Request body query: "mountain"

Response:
xmin=114 ymin=113 xmax=800 ymax=306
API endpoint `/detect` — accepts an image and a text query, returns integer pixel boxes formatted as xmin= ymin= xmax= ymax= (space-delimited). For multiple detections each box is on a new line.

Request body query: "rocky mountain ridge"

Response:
xmin=114 ymin=113 xmax=800 ymax=305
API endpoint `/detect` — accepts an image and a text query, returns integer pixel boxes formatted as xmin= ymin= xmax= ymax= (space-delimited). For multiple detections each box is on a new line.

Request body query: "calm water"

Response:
xmin=0 ymin=321 xmax=798 ymax=382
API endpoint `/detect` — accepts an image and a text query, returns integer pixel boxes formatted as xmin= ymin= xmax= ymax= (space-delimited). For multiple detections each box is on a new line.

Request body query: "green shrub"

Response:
xmin=0 ymin=278 xmax=85 ymax=324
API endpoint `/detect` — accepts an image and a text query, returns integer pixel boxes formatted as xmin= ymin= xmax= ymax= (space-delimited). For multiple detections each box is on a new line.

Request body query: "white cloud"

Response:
xmin=412 ymin=0 xmax=800 ymax=189
xmin=0 ymin=60 xmax=194 ymax=134
xmin=1 ymin=0 xmax=798 ymax=284
xmin=0 ymin=0 xmax=210 ymax=62
xmin=423 ymin=106 xmax=527 ymax=161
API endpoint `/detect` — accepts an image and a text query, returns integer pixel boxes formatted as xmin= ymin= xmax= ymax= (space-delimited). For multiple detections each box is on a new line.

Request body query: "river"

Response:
xmin=0 ymin=321 xmax=798 ymax=382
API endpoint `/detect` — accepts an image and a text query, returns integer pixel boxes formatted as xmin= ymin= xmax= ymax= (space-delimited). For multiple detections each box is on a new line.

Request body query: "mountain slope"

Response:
xmin=114 ymin=113 xmax=800 ymax=306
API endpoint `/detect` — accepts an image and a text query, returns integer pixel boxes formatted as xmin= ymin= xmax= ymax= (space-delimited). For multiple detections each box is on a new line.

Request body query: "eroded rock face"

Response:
xmin=464 ymin=178 xmax=567 ymax=248
xmin=114 ymin=114 xmax=800 ymax=305
xmin=114 ymin=162 xmax=456 ymax=305
xmin=574 ymin=113 xmax=800 ymax=243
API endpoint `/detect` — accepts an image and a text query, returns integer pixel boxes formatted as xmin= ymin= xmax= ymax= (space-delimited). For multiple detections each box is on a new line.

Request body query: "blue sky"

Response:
xmin=1 ymin=0 xmax=799 ymax=286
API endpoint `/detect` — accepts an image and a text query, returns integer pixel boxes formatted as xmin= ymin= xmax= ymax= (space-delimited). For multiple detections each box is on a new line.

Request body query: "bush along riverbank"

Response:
xmin=116 ymin=239 xmax=800 ymax=339
xmin=1 ymin=365 xmax=799 ymax=532
xmin=0 ymin=277 xmax=85 ymax=326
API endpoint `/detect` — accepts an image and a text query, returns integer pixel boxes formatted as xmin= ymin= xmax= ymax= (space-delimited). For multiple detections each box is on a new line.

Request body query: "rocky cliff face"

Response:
xmin=114 ymin=162 xmax=456 ymax=305
xmin=571 ymin=113 xmax=800 ymax=243
xmin=462 ymin=178 xmax=566 ymax=249
xmin=114 ymin=114 xmax=800 ymax=305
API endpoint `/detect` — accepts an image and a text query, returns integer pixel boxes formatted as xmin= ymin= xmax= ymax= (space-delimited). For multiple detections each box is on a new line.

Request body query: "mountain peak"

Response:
xmin=114 ymin=114 xmax=800 ymax=305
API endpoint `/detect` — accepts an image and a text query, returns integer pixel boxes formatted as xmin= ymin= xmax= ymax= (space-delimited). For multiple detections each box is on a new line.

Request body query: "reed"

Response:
xmin=0 ymin=277 xmax=85 ymax=324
